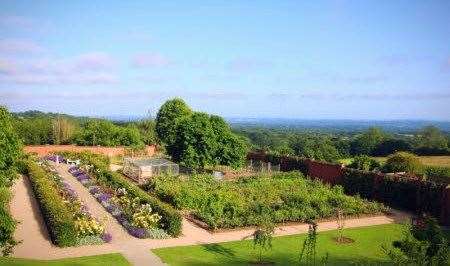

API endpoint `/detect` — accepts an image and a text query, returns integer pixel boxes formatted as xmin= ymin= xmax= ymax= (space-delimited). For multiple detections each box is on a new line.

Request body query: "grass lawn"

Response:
xmin=153 ymin=224 xmax=405 ymax=265
xmin=0 ymin=253 xmax=130 ymax=266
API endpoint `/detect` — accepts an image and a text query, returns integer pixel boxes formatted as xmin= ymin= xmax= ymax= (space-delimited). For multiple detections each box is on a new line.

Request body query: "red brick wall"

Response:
xmin=305 ymin=160 xmax=344 ymax=185
xmin=24 ymin=145 xmax=156 ymax=157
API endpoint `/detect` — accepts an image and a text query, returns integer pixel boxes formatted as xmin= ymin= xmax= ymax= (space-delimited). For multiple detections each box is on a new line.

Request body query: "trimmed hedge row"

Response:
xmin=60 ymin=152 xmax=182 ymax=237
xmin=342 ymin=168 xmax=447 ymax=218
xmin=26 ymin=160 xmax=78 ymax=246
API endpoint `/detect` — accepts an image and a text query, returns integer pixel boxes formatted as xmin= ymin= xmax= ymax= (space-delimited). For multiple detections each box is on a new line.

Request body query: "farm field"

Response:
xmin=340 ymin=155 xmax=450 ymax=167
xmin=153 ymin=224 xmax=403 ymax=265
xmin=0 ymin=253 xmax=130 ymax=266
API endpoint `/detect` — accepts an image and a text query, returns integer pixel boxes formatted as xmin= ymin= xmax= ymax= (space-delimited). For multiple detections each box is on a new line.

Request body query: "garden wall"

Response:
xmin=24 ymin=145 xmax=156 ymax=157
xmin=247 ymin=151 xmax=450 ymax=226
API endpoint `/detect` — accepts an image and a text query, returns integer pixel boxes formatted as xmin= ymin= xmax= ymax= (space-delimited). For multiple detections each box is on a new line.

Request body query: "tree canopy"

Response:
xmin=0 ymin=106 xmax=22 ymax=186
xmin=156 ymin=99 xmax=247 ymax=169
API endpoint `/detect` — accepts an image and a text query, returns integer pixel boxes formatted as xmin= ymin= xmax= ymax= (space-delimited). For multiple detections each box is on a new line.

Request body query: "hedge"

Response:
xmin=59 ymin=151 xmax=182 ymax=237
xmin=342 ymin=168 xmax=446 ymax=218
xmin=26 ymin=160 xmax=78 ymax=246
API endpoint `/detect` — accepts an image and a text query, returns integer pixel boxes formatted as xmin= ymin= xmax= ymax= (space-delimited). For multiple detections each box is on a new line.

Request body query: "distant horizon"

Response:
xmin=10 ymin=107 xmax=450 ymax=123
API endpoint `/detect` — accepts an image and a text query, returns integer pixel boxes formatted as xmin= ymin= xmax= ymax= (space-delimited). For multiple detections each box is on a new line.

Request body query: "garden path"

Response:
xmin=10 ymin=162 xmax=410 ymax=265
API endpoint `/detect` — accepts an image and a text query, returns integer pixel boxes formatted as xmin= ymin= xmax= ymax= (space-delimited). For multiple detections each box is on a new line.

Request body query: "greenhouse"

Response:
xmin=123 ymin=157 xmax=179 ymax=184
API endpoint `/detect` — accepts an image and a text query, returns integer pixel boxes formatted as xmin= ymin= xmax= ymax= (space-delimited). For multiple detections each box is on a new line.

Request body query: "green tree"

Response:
xmin=383 ymin=152 xmax=423 ymax=174
xmin=170 ymin=112 xmax=218 ymax=169
xmin=415 ymin=126 xmax=449 ymax=155
xmin=384 ymin=216 xmax=449 ymax=265
xmin=348 ymin=155 xmax=380 ymax=171
xmin=350 ymin=127 xmax=385 ymax=155
xmin=136 ymin=119 xmax=158 ymax=145
xmin=289 ymin=134 xmax=341 ymax=162
xmin=155 ymin=98 xmax=192 ymax=147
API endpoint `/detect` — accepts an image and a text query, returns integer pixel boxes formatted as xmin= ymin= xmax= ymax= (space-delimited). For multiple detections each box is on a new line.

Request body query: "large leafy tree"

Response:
xmin=414 ymin=126 xmax=449 ymax=155
xmin=383 ymin=151 xmax=424 ymax=174
xmin=289 ymin=134 xmax=341 ymax=162
xmin=350 ymin=127 xmax=385 ymax=155
xmin=158 ymin=99 xmax=247 ymax=169
xmin=155 ymin=98 xmax=192 ymax=147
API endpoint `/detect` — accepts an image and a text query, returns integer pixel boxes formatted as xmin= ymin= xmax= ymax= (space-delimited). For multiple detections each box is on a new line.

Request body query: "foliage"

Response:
xmin=158 ymin=99 xmax=247 ymax=169
xmin=299 ymin=221 xmax=319 ymax=265
xmin=350 ymin=127 xmax=385 ymax=155
xmin=155 ymin=98 xmax=192 ymax=148
xmin=74 ymin=120 xmax=144 ymax=147
xmin=424 ymin=166 xmax=450 ymax=184
xmin=145 ymin=171 xmax=385 ymax=229
xmin=0 ymin=106 xmax=22 ymax=256
xmin=348 ymin=155 xmax=380 ymax=171
xmin=383 ymin=152 xmax=424 ymax=174
xmin=384 ymin=216 xmax=449 ymax=265
xmin=252 ymin=218 xmax=274 ymax=263
xmin=414 ymin=126 xmax=449 ymax=155
xmin=342 ymin=168 xmax=446 ymax=218
xmin=26 ymin=160 xmax=78 ymax=247
xmin=74 ymin=217 xmax=105 ymax=237
xmin=289 ymin=134 xmax=342 ymax=163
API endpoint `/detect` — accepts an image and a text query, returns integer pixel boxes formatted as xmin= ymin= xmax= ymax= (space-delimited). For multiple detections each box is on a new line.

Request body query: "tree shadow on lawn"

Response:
xmin=201 ymin=243 xmax=236 ymax=258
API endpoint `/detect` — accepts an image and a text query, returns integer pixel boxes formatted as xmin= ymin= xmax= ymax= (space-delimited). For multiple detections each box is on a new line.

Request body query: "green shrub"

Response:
xmin=424 ymin=166 xmax=450 ymax=184
xmin=348 ymin=155 xmax=380 ymax=171
xmin=60 ymin=151 xmax=182 ymax=237
xmin=26 ymin=160 xmax=78 ymax=247
xmin=382 ymin=152 xmax=423 ymax=174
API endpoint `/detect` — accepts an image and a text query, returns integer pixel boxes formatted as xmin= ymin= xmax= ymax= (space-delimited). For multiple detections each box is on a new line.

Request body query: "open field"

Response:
xmin=340 ymin=156 xmax=450 ymax=167
xmin=153 ymin=224 xmax=404 ymax=265
xmin=0 ymin=254 xmax=130 ymax=266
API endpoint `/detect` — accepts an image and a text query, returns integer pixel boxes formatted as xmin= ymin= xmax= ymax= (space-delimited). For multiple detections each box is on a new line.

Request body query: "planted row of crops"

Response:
xmin=144 ymin=172 xmax=387 ymax=230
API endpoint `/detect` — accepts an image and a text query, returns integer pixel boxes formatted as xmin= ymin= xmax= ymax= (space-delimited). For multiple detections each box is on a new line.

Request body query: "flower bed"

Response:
xmin=27 ymin=160 xmax=111 ymax=246
xmin=67 ymin=165 xmax=170 ymax=239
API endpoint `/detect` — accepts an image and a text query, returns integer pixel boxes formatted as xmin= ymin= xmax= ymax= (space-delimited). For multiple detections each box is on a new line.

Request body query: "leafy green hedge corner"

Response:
xmin=26 ymin=160 xmax=78 ymax=246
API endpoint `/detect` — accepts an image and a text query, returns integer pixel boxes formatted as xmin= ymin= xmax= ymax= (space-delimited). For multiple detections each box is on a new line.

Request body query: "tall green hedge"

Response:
xmin=342 ymin=168 xmax=446 ymax=218
xmin=60 ymin=151 xmax=182 ymax=237
xmin=26 ymin=161 xmax=78 ymax=246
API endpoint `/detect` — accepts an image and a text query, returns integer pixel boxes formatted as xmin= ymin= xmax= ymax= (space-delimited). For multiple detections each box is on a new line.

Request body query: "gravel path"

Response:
xmin=10 ymin=162 xmax=409 ymax=265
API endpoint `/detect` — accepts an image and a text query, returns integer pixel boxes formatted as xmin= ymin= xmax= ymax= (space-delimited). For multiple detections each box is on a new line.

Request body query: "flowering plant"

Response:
xmin=74 ymin=216 xmax=105 ymax=237
xmin=131 ymin=204 xmax=161 ymax=229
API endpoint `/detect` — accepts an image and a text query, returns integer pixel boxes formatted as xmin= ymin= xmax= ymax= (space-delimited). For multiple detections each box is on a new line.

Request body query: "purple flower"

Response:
xmin=101 ymin=233 xmax=112 ymax=243
xmin=105 ymin=204 xmax=117 ymax=213
xmin=97 ymin=193 xmax=110 ymax=202
xmin=77 ymin=174 xmax=90 ymax=181
xmin=89 ymin=186 xmax=100 ymax=194
xmin=128 ymin=226 xmax=147 ymax=238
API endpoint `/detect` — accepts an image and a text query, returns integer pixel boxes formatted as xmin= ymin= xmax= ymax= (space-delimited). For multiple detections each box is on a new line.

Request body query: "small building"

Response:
xmin=123 ymin=157 xmax=179 ymax=184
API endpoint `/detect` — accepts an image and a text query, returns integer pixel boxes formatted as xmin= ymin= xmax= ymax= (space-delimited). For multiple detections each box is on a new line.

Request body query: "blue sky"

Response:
xmin=0 ymin=1 xmax=449 ymax=120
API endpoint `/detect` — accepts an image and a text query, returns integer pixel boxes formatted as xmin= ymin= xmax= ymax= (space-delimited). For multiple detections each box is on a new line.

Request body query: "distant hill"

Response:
xmin=228 ymin=118 xmax=450 ymax=133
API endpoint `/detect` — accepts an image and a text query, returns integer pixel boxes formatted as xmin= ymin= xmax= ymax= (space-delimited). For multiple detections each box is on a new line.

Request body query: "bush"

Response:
xmin=348 ymin=155 xmax=380 ymax=171
xmin=60 ymin=151 xmax=182 ymax=237
xmin=26 ymin=160 xmax=78 ymax=247
xmin=383 ymin=152 xmax=424 ymax=174
xmin=424 ymin=166 xmax=450 ymax=184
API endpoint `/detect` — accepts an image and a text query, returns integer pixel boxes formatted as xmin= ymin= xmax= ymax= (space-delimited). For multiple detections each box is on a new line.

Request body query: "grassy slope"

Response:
xmin=0 ymin=253 xmax=130 ymax=266
xmin=153 ymin=224 xmax=404 ymax=266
